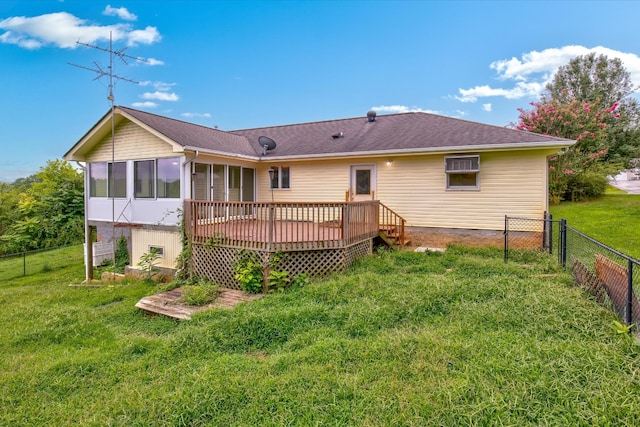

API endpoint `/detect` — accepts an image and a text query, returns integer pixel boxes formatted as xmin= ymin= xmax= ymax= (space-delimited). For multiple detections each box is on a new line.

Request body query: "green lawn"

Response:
xmin=549 ymin=191 xmax=640 ymax=260
xmin=0 ymin=245 xmax=85 ymax=282
xmin=1 ymin=245 xmax=639 ymax=426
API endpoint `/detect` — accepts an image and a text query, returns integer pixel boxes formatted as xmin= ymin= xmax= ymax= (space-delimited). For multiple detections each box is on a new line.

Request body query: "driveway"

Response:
xmin=609 ymin=179 xmax=640 ymax=194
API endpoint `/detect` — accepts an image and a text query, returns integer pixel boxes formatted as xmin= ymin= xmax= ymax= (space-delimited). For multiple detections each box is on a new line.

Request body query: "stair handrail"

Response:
xmin=378 ymin=201 xmax=406 ymax=246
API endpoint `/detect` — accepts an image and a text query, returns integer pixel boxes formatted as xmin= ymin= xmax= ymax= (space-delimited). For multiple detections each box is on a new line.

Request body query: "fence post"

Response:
xmin=543 ymin=211 xmax=548 ymax=252
xmin=560 ymin=219 xmax=567 ymax=268
xmin=549 ymin=213 xmax=553 ymax=255
xmin=23 ymin=251 xmax=26 ymax=276
xmin=627 ymin=260 xmax=633 ymax=325
xmin=503 ymin=215 xmax=508 ymax=263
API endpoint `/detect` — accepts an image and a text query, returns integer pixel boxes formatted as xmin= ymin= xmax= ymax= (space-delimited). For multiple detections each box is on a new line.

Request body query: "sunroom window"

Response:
xmin=134 ymin=157 xmax=181 ymax=199
xmin=445 ymin=155 xmax=480 ymax=190
xmin=89 ymin=162 xmax=126 ymax=198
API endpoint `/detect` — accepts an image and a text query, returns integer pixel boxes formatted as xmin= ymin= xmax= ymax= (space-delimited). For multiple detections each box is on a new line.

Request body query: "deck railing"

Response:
xmin=184 ymin=200 xmax=380 ymax=251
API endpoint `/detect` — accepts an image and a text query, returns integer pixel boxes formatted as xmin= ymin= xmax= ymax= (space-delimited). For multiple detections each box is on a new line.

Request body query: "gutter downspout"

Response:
xmin=75 ymin=161 xmax=93 ymax=282
xmin=182 ymin=150 xmax=199 ymax=199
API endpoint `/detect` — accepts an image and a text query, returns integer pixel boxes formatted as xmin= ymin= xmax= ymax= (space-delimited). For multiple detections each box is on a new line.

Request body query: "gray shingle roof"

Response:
xmin=231 ymin=112 xmax=573 ymax=158
xmin=68 ymin=106 xmax=573 ymax=161
xmin=119 ymin=107 xmax=258 ymax=157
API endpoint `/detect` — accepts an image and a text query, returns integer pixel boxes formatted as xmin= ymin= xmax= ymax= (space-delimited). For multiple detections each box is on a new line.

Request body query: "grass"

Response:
xmin=1 ymin=245 xmax=639 ymax=426
xmin=0 ymin=245 xmax=85 ymax=282
xmin=549 ymin=191 xmax=640 ymax=260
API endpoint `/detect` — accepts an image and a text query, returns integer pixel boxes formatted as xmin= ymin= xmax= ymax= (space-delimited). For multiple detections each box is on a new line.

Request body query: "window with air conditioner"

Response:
xmin=445 ymin=155 xmax=480 ymax=190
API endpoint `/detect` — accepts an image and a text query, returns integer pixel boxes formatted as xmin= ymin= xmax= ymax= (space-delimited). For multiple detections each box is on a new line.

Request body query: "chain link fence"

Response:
xmin=0 ymin=245 xmax=84 ymax=282
xmin=503 ymin=213 xmax=563 ymax=263
xmin=505 ymin=215 xmax=639 ymax=328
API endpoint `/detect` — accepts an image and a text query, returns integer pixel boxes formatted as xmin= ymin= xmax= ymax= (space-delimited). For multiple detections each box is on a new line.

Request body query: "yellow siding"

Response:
xmin=257 ymin=160 xmax=352 ymax=203
xmin=260 ymin=151 xmax=549 ymax=231
xmin=131 ymin=229 xmax=182 ymax=269
xmin=86 ymin=120 xmax=177 ymax=162
xmin=377 ymin=151 xmax=548 ymax=230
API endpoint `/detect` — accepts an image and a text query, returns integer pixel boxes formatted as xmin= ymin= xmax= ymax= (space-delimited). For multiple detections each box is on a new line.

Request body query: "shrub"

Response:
xmin=114 ymin=236 xmax=129 ymax=273
xmin=137 ymin=248 xmax=161 ymax=283
xmin=234 ymin=251 xmax=264 ymax=294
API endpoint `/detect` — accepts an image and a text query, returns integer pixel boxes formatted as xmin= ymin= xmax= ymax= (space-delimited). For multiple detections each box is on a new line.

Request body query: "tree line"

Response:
xmin=0 ymin=160 xmax=84 ymax=255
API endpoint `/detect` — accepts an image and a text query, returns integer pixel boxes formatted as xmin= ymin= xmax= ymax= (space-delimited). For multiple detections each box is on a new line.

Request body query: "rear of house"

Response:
xmin=64 ymin=107 xmax=573 ymax=274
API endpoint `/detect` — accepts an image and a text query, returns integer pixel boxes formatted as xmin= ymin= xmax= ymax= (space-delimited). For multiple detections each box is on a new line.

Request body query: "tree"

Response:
xmin=0 ymin=160 xmax=84 ymax=254
xmin=515 ymin=53 xmax=640 ymax=202
xmin=516 ymin=96 xmax=616 ymax=203
xmin=546 ymin=53 xmax=640 ymax=167
xmin=547 ymin=53 xmax=636 ymax=107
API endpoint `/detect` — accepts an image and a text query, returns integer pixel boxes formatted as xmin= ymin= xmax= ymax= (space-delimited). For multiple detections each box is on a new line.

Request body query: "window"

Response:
xmin=355 ymin=169 xmax=371 ymax=195
xmin=109 ymin=162 xmax=127 ymax=198
xmin=90 ymin=163 xmax=107 ymax=197
xmin=445 ymin=155 xmax=479 ymax=190
xmin=269 ymin=166 xmax=290 ymax=189
xmin=134 ymin=157 xmax=181 ymax=199
xmin=148 ymin=245 xmax=164 ymax=257
xmin=157 ymin=158 xmax=181 ymax=198
xmin=134 ymin=160 xmax=155 ymax=198
xmin=89 ymin=162 xmax=126 ymax=198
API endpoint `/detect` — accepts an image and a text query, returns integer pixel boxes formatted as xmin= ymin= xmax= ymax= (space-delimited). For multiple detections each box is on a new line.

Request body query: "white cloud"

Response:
xmin=182 ymin=112 xmax=212 ymax=118
xmin=482 ymin=103 xmax=492 ymax=112
xmin=139 ymin=80 xmax=175 ymax=91
xmin=371 ymin=105 xmax=440 ymax=114
xmin=456 ymin=45 xmax=640 ymax=103
xmin=103 ymin=5 xmax=137 ymax=21
xmin=131 ymin=101 xmax=158 ymax=108
xmin=141 ymin=57 xmax=164 ymax=66
xmin=141 ymin=91 xmax=179 ymax=101
xmin=0 ymin=12 xmax=160 ymax=50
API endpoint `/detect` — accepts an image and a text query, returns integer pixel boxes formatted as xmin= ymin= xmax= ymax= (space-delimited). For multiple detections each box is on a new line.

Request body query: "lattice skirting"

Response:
xmin=191 ymin=239 xmax=373 ymax=290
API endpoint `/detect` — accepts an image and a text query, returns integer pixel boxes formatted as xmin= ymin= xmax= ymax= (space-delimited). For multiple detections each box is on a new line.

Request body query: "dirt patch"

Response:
xmin=405 ymin=227 xmax=505 ymax=249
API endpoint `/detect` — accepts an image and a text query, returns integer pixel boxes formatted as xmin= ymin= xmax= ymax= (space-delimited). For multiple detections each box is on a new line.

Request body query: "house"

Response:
xmin=64 ymin=107 xmax=573 ymax=282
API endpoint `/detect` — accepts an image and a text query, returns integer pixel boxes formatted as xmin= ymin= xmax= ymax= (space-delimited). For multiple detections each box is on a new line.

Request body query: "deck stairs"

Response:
xmin=378 ymin=202 xmax=411 ymax=247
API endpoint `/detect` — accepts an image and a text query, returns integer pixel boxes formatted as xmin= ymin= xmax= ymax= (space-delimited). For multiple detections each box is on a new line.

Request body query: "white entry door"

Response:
xmin=350 ymin=165 xmax=376 ymax=201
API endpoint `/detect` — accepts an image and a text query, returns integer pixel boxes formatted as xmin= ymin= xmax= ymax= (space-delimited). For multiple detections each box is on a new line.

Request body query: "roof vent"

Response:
xmin=332 ymin=131 xmax=344 ymax=139
xmin=367 ymin=110 xmax=377 ymax=122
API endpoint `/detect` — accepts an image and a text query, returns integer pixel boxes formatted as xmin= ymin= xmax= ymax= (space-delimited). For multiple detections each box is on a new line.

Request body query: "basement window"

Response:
xmin=148 ymin=246 xmax=165 ymax=257
xmin=445 ymin=155 xmax=480 ymax=190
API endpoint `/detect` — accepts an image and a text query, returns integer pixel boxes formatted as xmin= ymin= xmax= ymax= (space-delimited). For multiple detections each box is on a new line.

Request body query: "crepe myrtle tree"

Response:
xmin=515 ymin=94 xmax=620 ymax=203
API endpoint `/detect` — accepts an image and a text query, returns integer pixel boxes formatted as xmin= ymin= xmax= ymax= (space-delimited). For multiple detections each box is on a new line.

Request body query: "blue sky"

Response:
xmin=2 ymin=0 xmax=640 ymax=182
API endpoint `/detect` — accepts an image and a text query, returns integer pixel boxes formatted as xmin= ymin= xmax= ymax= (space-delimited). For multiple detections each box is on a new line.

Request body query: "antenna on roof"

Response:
xmin=68 ymin=32 xmax=148 ymax=283
xmin=68 ymin=33 xmax=147 ymax=100
xmin=258 ymin=136 xmax=277 ymax=155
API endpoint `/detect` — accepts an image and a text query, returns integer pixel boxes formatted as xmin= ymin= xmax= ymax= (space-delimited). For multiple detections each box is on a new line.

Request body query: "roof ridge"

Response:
xmin=229 ymin=112 xmax=415 ymax=133
xmin=119 ymin=105 xmax=226 ymax=134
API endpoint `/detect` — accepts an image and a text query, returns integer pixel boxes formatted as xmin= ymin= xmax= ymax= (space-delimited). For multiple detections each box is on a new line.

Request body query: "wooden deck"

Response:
xmin=135 ymin=287 xmax=263 ymax=320
xmin=184 ymin=200 xmax=407 ymax=250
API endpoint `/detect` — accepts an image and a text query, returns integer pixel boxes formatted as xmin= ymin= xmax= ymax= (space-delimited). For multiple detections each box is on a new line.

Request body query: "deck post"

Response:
xmin=268 ymin=204 xmax=274 ymax=251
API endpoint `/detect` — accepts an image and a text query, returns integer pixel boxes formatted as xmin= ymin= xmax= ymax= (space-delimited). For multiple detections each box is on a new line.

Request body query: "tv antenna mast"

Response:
xmin=69 ymin=31 xmax=147 ymax=281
